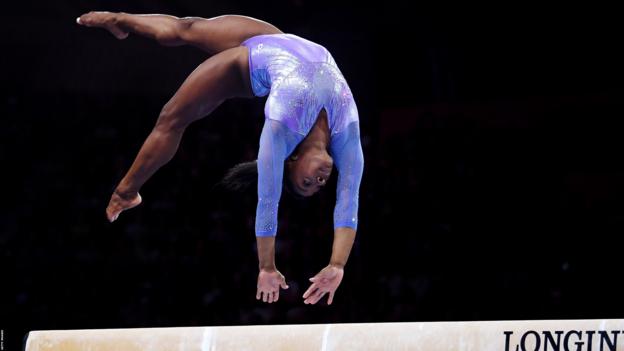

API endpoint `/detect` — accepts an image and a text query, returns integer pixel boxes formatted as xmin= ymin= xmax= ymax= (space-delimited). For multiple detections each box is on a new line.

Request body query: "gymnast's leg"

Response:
xmin=77 ymin=12 xmax=283 ymax=54
xmin=105 ymin=46 xmax=254 ymax=222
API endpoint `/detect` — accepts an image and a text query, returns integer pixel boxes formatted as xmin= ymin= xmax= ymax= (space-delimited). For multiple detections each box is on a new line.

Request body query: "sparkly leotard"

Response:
xmin=241 ymin=34 xmax=364 ymax=236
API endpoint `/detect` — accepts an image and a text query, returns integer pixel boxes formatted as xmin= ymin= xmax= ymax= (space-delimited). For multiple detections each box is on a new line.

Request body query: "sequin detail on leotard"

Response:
xmin=241 ymin=34 xmax=364 ymax=236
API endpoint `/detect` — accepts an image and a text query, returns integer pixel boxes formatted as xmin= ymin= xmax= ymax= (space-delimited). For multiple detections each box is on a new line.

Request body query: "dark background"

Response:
xmin=2 ymin=1 xmax=624 ymax=349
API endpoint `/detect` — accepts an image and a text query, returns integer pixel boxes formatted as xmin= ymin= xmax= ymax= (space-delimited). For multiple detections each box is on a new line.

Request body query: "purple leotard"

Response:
xmin=241 ymin=34 xmax=364 ymax=236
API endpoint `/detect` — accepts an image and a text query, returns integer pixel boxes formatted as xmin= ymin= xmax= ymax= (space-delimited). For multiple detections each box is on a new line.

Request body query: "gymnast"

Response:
xmin=77 ymin=12 xmax=364 ymax=306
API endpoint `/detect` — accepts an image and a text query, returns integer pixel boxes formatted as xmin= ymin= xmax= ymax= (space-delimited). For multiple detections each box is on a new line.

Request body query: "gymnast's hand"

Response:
xmin=106 ymin=188 xmax=142 ymax=222
xmin=303 ymin=264 xmax=344 ymax=305
xmin=256 ymin=268 xmax=289 ymax=303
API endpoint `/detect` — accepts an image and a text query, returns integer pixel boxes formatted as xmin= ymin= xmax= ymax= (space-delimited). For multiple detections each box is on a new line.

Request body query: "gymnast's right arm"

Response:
xmin=254 ymin=118 xmax=301 ymax=303
xmin=303 ymin=121 xmax=364 ymax=305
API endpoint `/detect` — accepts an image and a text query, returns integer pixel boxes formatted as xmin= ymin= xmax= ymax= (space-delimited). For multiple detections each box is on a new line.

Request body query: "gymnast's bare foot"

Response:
xmin=106 ymin=188 xmax=142 ymax=222
xmin=76 ymin=11 xmax=129 ymax=40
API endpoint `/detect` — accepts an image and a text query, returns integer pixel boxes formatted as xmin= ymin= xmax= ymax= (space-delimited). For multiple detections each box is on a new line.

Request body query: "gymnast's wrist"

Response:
xmin=259 ymin=264 xmax=277 ymax=272
xmin=328 ymin=261 xmax=345 ymax=269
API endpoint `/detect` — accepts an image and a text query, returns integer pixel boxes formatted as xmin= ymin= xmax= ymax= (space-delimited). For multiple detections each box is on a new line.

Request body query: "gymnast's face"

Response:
xmin=287 ymin=150 xmax=333 ymax=197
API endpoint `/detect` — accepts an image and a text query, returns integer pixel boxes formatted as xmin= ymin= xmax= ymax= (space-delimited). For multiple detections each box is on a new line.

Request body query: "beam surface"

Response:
xmin=25 ymin=319 xmax=624 ymax=351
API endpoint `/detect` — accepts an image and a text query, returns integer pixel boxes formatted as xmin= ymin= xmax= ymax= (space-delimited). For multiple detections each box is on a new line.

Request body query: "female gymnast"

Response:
xmin=77 ymin=12 xmax=364 ymax=306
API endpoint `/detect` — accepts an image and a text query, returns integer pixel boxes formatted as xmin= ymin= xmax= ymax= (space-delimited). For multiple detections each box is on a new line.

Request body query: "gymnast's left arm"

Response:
xmin=303 ymin=122 xmax=364 ymax=305
xmin=255 ymin=118 xmax=302 ymax=303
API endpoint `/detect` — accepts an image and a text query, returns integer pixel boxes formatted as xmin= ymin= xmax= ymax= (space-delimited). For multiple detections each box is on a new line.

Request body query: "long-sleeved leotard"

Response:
xmin=241 ymin=34 xmax=364 ymax=237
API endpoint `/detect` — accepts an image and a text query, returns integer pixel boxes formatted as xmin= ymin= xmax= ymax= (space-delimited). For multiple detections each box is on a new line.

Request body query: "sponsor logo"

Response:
xmin=504 ymin=330 xmax=621 ymax=351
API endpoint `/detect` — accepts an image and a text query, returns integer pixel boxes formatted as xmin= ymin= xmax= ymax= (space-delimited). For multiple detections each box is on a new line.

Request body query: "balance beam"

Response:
xmin=25 ymin=319 xmax=624 ymax=351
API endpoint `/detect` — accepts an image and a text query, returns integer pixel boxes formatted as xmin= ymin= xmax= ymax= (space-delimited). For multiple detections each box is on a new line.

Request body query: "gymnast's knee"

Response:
xmin=155 ymin=104 xmax=193 ymax=132
xmin=154 ymin=17 xmax=197 ymax=46
xmin=175 ymin=17 xmax=201 ymax=42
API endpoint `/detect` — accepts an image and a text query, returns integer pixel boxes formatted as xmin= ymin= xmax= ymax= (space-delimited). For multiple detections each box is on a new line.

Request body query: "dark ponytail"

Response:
xmin=215 ymin=160 xmax=258 ymax=192
xmin=215 ymin=159 xmax=304 ymax=200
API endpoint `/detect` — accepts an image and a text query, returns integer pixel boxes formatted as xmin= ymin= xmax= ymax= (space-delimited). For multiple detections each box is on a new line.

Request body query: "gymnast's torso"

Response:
xmin=241 ymin=33 xmax=359 ymax=137
xmin=241 ymin=33 xmax=363 ymax=237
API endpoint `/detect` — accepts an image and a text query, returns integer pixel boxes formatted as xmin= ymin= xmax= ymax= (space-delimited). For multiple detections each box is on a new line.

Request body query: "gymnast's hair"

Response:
xmin=216 ymin=160 xmax=303 ymax=199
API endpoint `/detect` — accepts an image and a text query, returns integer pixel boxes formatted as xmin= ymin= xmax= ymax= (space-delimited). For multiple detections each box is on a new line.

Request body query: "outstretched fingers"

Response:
xmin=256 ymin=289 xmax=279 ymax=303
xmin=256 ymin=270 xmax=289 ymax=304
xmin=303 ymin=280 xmax=328 ymax=305
xmin=302 ymin=281 xmax=318 ymax=300
xmin=304 ymin=288 xmax=328 ymax=305
xmin=303 ymin=276 xmax=337 ymax=305
xmin=327 ymin=291 xmax=335 ymax=305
